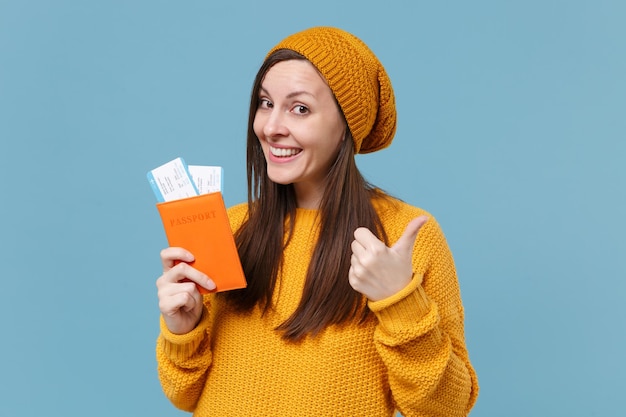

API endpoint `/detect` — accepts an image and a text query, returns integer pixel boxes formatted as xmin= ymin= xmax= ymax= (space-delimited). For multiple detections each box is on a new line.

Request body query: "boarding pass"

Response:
xmin=147 ymin=157 xmax=223 ymax=202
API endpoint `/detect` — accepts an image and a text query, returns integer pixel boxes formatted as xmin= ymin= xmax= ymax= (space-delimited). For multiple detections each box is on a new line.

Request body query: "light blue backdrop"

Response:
xmin=1 ymin=1 xmax=624 ymax=416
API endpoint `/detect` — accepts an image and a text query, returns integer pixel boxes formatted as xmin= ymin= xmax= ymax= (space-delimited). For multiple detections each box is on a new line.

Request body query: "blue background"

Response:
xmin=1 ymin=1 xmax=624 ymax=416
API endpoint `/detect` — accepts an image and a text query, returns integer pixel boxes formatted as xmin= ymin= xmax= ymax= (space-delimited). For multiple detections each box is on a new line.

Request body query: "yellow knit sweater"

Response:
xmin=156 ymin=198 xmax=478 ymax=416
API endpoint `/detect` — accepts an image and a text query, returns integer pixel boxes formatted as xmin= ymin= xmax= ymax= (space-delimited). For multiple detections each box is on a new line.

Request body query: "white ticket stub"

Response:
xmin=147 ymin=157 xmax=199 ymax=202
xmin=188 ymin=165 xmax=223 ymax=195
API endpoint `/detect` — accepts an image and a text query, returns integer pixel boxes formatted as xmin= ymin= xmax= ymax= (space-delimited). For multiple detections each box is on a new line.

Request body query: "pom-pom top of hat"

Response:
xmin=267 ymin=27 xmax=397 ymax=154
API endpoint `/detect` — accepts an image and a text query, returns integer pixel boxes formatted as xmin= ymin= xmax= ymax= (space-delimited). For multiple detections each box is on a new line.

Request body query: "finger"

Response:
xmin=158 ymin=280 xmax=198 ymax=299
xmin=349 ymin=254 xmax=366 ymax=278
xmin=392 ymin=216 xmax=429 ymax=257
xmin=348 ymin=259 xmax=362 ymax=287
xmin=159 ymin=262 xmax=216 ymax=292
xmin=353 ymin=226 xmax=385 ymax=251
xmin=159 ymin=286 xmax=200 ymax=316
xmin=160 ymin=247 xmax=194 ymax=270
xmin=351 ymin=238 xmax=367 ymax=258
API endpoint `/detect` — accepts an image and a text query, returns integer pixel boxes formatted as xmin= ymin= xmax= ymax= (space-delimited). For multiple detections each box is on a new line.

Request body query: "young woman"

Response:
xmin=156 ymin=27 xmax=479 ymax=416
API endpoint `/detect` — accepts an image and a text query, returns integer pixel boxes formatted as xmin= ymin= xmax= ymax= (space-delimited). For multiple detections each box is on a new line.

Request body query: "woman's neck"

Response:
xmin=294 ymin=182 xmax=325 ymax=209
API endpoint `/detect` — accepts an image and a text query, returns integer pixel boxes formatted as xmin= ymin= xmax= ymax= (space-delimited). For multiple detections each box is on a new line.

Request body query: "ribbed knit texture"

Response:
xmin=156 ymin=198 xmax=479 ymax=416
xmin=267 ymin=27 xmax=396 ymax=154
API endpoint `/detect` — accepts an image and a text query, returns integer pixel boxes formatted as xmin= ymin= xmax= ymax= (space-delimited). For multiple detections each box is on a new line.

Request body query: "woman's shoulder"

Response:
xmin=372 ymin=193 xmax=446 ymax=243
xmin=373 ymin=194 xmax=432 ymax=223
xmin=227 ymin=202 xmax=249 ymax=230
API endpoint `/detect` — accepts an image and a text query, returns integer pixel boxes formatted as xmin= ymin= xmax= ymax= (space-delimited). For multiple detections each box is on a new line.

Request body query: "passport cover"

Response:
xmin=156 ymin=192 xmax=246 ymax=293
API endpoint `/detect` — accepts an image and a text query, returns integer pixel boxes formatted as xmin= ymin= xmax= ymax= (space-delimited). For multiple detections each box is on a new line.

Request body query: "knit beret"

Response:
xmin=267 ymin=27 xmax=396 ymax=154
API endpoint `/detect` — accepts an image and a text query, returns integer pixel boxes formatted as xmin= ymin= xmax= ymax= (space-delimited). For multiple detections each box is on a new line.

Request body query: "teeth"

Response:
xmin=270 ymin=146 xmax=301 ymax=157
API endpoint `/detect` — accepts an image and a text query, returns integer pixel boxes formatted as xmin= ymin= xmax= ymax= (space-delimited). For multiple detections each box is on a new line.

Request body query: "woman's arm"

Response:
xmin=368 ymin=218 xmax=478 ymax=416
xmin=156 ymin=301 xmax=214 ymax=412
xmin=155 ymin=247 xmax=217 ymax=411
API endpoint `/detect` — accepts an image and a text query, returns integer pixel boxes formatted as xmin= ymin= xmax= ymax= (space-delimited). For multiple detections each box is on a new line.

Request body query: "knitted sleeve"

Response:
xmin=368 ymin=217 xmax=479 ymax=417
xmin=156 ymin=300 xmax=214 ymax=412
xmin=155 ymin=204 xmax=248 ymax=412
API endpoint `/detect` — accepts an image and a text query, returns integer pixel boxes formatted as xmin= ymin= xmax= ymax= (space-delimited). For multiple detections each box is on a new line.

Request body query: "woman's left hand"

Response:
xmin=349 ymin=216 xmax=429 ymax=301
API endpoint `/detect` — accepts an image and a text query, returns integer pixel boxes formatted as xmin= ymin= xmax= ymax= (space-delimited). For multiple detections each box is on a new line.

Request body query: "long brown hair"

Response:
xmin=223 ymin=49 xmax=389 ymax=341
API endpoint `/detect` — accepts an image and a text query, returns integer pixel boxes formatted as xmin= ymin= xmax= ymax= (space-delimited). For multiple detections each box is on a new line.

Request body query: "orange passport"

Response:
xmin=156 ymin=192 xmax=246 ymax=293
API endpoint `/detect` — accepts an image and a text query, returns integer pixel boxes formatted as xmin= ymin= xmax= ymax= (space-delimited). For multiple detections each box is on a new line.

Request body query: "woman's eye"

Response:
xmin=259 ymin=98 xmax=273 ymax=109
xmin=293 ymin=105 xmax=309 ymax=115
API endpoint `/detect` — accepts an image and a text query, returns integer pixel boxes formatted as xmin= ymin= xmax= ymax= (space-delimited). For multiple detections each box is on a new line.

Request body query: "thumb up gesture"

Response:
xmin=349 ymin=216 xmax=428 ymax=301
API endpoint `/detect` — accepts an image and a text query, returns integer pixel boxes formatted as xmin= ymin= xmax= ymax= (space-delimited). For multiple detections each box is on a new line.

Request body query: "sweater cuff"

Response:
xmin=158 ymin=307 xmax=211 ymax=360
xmin=368 ymin=274 xmax=434 ymax=338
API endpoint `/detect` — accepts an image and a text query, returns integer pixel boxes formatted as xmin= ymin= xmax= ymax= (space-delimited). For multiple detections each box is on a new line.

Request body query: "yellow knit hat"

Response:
xmin=267 ymin=27 xmax=396 ymax=154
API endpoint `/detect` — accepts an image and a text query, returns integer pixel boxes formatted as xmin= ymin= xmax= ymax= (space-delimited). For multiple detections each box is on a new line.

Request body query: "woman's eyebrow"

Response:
xmin=286 ymin=90 xmax=315 ymax=99
xmin=259 ymin=86 xmax=315 ymax=99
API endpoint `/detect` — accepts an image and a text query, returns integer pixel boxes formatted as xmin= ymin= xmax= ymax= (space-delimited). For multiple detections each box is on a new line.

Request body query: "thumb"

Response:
xmin=392 ymin=215 xmax=429 ymax=257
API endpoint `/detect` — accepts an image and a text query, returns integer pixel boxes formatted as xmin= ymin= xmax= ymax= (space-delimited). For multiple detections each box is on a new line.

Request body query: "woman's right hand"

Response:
xmin=156 ymin=247 xmax=216 ymax=335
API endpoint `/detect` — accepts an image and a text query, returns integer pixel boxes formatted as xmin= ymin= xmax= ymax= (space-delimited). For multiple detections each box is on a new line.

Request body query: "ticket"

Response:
xmin=188 ymin=165 xmax=223 ymax=194
xmin=147 ymin=157 xmax=199 ymax=202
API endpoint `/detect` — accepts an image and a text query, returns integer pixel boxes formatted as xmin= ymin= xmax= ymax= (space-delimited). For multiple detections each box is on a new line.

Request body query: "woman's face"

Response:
xmin=253 ymin=59 xmax=346 ymax=208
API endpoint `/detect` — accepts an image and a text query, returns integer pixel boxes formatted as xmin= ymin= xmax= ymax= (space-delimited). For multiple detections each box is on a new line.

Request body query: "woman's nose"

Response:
xmin=263 ymin=110 xmax=289 ymax=138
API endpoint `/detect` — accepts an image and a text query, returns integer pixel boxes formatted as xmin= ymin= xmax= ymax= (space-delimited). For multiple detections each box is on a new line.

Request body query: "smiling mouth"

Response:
xmin=270 ymin=146 xmax=302 ymax=157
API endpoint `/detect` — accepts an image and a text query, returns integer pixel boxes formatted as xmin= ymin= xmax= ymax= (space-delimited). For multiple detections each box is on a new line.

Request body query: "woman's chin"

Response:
xmin=266 ymin=170 xmax=298 ymax=186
